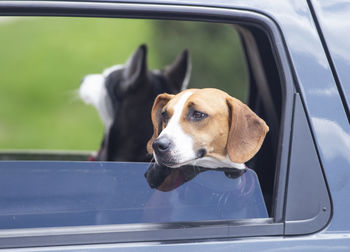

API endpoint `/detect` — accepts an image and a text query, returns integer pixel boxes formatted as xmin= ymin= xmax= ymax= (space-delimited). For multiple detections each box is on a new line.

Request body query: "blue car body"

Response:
xmin=0 ymin=0 xmax=350 ymax=251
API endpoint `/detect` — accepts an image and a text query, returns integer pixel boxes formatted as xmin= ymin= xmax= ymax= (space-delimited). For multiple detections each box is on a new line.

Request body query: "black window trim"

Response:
xmin=0 ymin=1 xmax=294 ymax=248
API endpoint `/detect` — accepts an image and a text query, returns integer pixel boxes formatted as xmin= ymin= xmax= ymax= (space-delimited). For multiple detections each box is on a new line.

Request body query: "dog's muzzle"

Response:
xmin=152 ymin=136 xmax=178 ymax=166
xmin=152 ymin=137 xmax=171 ymax=154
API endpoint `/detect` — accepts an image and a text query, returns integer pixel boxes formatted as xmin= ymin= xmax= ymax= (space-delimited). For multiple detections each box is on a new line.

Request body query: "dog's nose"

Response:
xmin=152 ymin=137 xmax=171 ymax=153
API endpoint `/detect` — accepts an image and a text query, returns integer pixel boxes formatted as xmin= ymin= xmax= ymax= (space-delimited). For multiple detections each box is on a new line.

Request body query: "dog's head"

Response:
xmin=80 ymin=44 xmax=191 ymax=161
xmin=147 ymin=88 xmax=269 ymax=169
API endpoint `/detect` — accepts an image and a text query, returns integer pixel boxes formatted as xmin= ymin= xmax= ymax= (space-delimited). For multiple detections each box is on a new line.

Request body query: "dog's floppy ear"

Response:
xmin=226 ymin=97 xmax=269 ymax=163
xmin=123 ymin=44 xmax=147 ymax=89
xmin=147 ymin=93 xmax=174 ymax=154
xmin=163 ymin=49 xmax=191 ymax=92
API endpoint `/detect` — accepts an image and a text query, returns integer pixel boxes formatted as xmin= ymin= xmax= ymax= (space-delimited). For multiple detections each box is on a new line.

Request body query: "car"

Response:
xmin=0 ymin=0 xmax=350 ymax=251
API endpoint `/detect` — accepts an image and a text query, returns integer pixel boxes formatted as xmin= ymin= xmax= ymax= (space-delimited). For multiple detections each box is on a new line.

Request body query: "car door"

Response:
xmin=1 ymin=0 xmax=348 ymax=251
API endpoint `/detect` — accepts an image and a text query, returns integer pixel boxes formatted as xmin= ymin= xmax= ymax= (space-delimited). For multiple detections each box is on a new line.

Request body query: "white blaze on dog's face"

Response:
xmin=147 ymin=88 xmax=269 ymax=169
xmin=156 ymin=91 xmax=195 ymax=166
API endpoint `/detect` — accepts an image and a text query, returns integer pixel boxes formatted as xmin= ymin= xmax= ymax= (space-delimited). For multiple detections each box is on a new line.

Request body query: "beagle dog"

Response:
xmin=147 ymin=88 xmax=269 ymax=170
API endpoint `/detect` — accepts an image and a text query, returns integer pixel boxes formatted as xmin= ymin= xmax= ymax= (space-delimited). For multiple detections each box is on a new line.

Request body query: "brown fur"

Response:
xmin=147 ymin=93 xmax=174 ymax=154
xmin=178 ymin=89 xmax=231 ymax=160
xmin=226 ymin=96 xmax=269 ymax=163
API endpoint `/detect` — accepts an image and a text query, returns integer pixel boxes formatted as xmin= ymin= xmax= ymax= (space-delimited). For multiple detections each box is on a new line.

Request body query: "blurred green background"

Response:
xmin=0 ymin=17 xmax=247 ymax=151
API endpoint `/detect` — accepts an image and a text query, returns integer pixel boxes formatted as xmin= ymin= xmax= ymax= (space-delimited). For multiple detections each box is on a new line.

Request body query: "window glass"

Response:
xmin=0 ymin=162 xmax=267 ymax=229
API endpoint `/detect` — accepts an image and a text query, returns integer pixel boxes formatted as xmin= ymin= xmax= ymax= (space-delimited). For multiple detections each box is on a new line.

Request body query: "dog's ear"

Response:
xmin=147 ymin=93 xmax=174 ymax=154
xmin=226 ymin=97 xmax=269 ymax=163
xmin=123 ymin=44 xmax=147 ymax=89
xmin=163 ymin=49 xmax=191 ymax=93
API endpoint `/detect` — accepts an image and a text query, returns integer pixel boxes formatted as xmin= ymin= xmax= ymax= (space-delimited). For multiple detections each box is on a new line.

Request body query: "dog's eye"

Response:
xmin=191 ymin=110 xmax=208 ymax=121
xmin=161 ymin=110 xmax=169 ymax=123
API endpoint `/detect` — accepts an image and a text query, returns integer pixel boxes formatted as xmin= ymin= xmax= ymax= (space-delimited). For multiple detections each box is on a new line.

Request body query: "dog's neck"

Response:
xmin=188 ymin=155 xmax=246 ymax=170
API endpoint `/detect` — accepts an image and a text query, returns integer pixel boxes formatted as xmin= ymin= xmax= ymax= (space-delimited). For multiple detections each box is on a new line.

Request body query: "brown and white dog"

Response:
xmin=147 ymin=88 xmax=269 ymax=170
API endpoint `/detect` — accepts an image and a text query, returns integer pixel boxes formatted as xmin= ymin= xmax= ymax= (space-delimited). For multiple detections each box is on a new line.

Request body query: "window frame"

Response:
xmin=0 ymin=1 xmax=295 ymax=248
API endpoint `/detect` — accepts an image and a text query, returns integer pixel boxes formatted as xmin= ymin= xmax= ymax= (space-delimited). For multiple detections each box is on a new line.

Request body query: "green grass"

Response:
xmin=0 ymin=17 xmax=247 ymax=151
xmin=152 ymin=21 xmax=248 ymax=99
xmin=0 ymin=17 xmax=158 ymax=150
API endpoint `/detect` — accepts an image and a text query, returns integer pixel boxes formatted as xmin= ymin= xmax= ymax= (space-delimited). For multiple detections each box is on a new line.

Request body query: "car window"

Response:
xmin=0 ymin=7 xmax=291 ymax=247
xmin=0 ymin=162 xmax=267 ymax=229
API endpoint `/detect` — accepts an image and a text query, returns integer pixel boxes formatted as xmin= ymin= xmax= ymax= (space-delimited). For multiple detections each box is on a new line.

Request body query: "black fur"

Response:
xmin=94 ymin=45 xmax=190 ymax=161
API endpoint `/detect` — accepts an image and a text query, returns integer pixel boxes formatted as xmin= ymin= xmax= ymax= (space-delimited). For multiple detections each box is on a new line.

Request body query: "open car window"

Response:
xmin=0 ymin=17 xmax=247 ymax=154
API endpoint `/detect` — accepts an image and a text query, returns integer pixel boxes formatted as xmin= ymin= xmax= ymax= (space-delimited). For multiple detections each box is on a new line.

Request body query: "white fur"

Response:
xmin=79 ymin=65 xmax=123 ymax=130
xmin=190 ymin=156 xmax=246 ymax=170
xmin=157 ymin=91 xmax=195 ymax=167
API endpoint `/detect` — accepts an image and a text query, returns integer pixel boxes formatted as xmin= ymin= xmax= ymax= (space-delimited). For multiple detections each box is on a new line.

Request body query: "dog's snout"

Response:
xmin=153 ymin=137 xmax=171 ymax=153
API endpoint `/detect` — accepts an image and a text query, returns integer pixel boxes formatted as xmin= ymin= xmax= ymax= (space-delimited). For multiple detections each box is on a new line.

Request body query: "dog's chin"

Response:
xmin=154 ymin=149 xmax=207 ymax=168
xmin=154 ymin=156 xmax=203 ymax=168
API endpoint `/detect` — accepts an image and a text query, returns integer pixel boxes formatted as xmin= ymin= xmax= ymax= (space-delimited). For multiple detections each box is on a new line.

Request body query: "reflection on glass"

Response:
xmin=0 ymin=162 xmax=267 ymax=229
xmin=144 ymin=163 xmax=247 ymax=192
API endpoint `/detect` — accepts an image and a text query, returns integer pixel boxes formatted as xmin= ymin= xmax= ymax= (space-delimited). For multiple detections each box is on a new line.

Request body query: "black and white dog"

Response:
xmin=80 ymin=44 xmax=191 ymax=161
